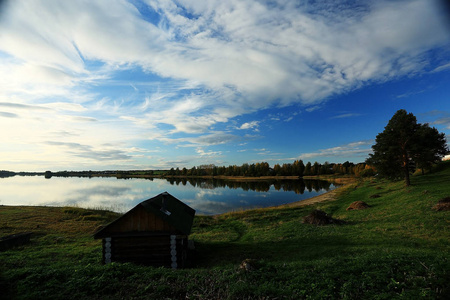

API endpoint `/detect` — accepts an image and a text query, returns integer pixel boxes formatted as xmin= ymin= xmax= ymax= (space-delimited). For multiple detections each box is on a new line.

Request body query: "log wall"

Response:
xmin=102 ymin=235 xmax=189 ymax=268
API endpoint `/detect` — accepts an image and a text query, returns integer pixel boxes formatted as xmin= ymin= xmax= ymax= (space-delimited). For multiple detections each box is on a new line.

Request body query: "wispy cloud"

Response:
xmin=159 ymin=131 xmax=241 ymax=147
xmin=0 ymin=0 xmax=448 ymax=170
xmin=2 ymin=0 xmax=448 ymax=130
xmin=395 ymin=89 xmax=427 ymax=99
xmin=306 ymin=106 xmax=321 ymax=113
xmin=196 ymin=148 xmax=222 ymax=157
xmin=434 ymin=117 xmax=450 ymax=129
xmin=45 ymin=141 xmax=132 ymax=162
xmin=431 ymin=62 xmax=450 ymax=73
xmin=330 ymin=113 xmax=362 ymax=119
xmin=297 ymin=140 xmax=374 ymax=161
xmin=0 ymin=102 xmax=52 ymax=111
xmin=420 ymin=110 xmax=450 ymax=130
xmin=0 ymin=111 xmax=18 ymax=118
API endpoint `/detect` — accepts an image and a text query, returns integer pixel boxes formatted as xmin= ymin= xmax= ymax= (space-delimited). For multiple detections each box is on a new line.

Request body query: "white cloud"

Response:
xmin=297 ymin=140 xmax=374 ymax=161
xmin=196 ymin=148 xmax=222 ymax=157
xmin=422 ymin=110 xmax=450 ymax=130
xmin=0 ymin=0 xmax=448 ymax=170
xmin=3 ymin=0 xmax=446 ymax=116
xmin=42 ymin=102 xmax=87 ymax=112
xmin=0 ymin=111 xmax=18 ymax=118
xmin=330 ymin=113 xmax=362 ymax=119
xmin=306 ymin=106 xmax=321 ymax=113
xmin=431 ymin=63 xmax=450 ymax=73
xmin=238 ymin=121 xmax=260 ymax=130
xmin=434 ymin=117 xmax=450 ymax=130
xmin=159 ymin=131 xmax=241 ymax=147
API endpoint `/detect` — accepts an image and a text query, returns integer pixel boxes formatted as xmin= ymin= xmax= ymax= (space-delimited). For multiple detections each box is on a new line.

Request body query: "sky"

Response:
xmin=0 ymin=0 xmax=449 ymax=172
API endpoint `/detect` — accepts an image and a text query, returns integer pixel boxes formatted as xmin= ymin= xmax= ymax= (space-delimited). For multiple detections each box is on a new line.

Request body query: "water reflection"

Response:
xmin=164 ymin=177 xmax=332 ymax=194
xmin=1 ymin=176 xmax=336 ymax=215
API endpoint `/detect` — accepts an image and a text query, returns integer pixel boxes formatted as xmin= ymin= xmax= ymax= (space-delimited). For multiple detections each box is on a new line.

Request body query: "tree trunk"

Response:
xmin=402 ymin=152 xmax=410 ymax=186
xmin=404 ymin=166 xmax=410 ymax=186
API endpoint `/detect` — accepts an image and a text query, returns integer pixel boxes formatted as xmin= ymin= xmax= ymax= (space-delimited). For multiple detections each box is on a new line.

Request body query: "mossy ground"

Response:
xmin=1 ymin=163 xmax=449 ymax=299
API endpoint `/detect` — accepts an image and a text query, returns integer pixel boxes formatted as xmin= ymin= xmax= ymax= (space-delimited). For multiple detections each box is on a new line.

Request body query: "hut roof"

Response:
xmin=94 ymin=192 xmax=195 ymax=239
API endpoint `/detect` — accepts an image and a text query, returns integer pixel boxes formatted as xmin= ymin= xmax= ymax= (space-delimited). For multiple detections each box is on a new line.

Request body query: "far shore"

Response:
xmin=8 ymin=171 xmax=357 ymax=184
xmin=94 ymin=174 xmax=357 ymax=184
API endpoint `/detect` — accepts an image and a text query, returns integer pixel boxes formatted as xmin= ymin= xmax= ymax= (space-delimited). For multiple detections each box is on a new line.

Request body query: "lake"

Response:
xmin=0 ymin=176 xmax=337 ymax=215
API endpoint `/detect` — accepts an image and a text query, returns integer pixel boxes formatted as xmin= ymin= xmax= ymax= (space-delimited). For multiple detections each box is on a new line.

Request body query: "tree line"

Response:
xmin=166 ymin=161 xmax=376 ymax=177
xmin=165 ymin=177 xmax=333 ymax=194
xmin=168 ymin=109 xmax=449 ymax=182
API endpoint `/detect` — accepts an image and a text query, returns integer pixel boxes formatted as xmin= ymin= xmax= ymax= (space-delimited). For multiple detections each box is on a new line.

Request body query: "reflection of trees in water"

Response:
xmin=166 ymin=178 xmax=333 ymax=194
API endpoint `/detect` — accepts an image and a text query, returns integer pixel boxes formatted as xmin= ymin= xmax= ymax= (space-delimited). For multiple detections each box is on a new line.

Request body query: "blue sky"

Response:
xmin=0 ymin=0 xmax=449 ymax=171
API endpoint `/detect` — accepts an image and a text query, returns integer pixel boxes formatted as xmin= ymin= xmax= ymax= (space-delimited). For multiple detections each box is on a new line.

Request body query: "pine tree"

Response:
xmin=367 ymin=109 xmax=448 ymax=186
xmin=414 ymin=123 xmax=448 ymax=174
xmin=304 ymin=162 xmax=312 ymax=176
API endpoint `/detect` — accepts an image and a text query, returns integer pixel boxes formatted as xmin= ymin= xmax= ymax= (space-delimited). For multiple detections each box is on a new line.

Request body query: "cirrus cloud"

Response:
xmin=0 ymin=0 xmax=448 ymax=170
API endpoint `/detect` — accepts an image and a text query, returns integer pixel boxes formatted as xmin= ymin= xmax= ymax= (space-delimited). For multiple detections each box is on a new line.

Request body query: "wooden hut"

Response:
xmin=94 ymin=192 xmax=195 ymax=269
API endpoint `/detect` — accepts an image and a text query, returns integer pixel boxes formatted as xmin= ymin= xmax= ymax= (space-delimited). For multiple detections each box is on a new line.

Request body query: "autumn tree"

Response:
xmin=293 ymin=160 xmax=305 ymax=177
xmin=273 ymin=164 xmax=281 ymax=176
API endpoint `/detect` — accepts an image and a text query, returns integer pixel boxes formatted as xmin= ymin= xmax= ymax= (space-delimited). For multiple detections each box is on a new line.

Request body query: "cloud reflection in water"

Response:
xmin=1 ymin=176 xmax=336 ymax=214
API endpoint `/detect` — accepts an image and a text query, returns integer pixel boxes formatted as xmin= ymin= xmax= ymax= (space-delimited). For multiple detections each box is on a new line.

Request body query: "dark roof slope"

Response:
xmin=141 ymin=192 xmax=196 ymax=235
xmin=94 ymin=192 xmax=195 ymax=239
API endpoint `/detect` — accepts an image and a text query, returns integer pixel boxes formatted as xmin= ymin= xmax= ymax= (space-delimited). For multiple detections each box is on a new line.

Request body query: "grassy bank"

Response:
xmin=1 ymin=163 xmax=449 ymax=299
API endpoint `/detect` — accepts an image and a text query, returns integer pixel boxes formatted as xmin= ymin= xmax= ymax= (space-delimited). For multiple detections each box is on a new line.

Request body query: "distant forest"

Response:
xmin=1 ymin=161 xmax=375 ymax=179
xmin=166 ymin=161 xmax=375 ymax=177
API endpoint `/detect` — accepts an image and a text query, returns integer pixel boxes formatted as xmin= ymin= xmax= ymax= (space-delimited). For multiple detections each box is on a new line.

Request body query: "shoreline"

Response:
xmin=219 ymin=180 xmax=357 ymax=216
xmin=273 ymin=180 xmax=356 ymax=209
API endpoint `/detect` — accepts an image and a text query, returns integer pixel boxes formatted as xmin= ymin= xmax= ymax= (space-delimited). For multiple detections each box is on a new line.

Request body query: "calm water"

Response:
xmin=0 ymin=176 xmax=337 ymax=215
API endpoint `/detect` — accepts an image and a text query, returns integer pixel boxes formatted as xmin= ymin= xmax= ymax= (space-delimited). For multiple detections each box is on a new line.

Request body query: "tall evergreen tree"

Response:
xmin=414 ymin=123 xmax=448 ymax=174
xmin=294 ymin=160 xmax=305 ymax=177
xmin=304 ymin=162 xmax=312 ymax=176
xmin=299 ymin=160 xmax=305 ymax=177
xmin=367 ymin=109 xmax=448 ymax=186
xmin=313 ymin=162 xmax=320 ymax=175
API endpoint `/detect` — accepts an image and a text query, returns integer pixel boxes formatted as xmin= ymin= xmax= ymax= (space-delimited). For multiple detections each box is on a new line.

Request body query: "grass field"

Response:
xmin=1 ymin=163 xmax=449 ymax=299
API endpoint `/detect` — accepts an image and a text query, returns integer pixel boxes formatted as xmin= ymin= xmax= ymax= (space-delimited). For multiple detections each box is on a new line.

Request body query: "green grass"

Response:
xmin=1 ymin=163 xmax=449 ymax=299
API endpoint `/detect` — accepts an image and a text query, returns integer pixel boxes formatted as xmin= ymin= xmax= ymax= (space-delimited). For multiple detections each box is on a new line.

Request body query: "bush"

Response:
xmin=359 ymin=168 xmax=375 ymax=177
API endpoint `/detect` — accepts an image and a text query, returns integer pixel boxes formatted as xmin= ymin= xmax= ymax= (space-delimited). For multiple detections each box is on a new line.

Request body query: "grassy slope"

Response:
xmin=1 ymin=163 xmax=449 ymax=299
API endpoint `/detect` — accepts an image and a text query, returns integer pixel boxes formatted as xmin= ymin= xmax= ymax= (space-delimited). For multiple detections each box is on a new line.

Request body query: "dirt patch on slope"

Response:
xmin=346 ymin=201 xmax=370 ymax=211
xmin=433 ymin=197 xmax=450 ymax=211
xmin=302 ymin=210 xmax=345 ymax=225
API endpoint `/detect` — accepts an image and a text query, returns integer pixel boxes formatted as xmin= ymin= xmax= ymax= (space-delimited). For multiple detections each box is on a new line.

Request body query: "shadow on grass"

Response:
xmin=191 ymin=233 xmax=354 ymax=268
